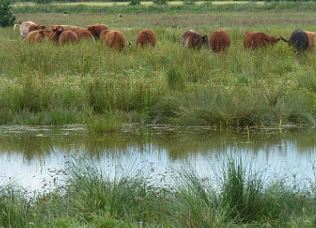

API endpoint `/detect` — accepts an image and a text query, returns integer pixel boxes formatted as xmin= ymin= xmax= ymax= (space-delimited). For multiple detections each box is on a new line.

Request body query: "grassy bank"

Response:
xmin=2 ymin=13 xmax=316 ymax=129
xmin=1 ymin=158 xmax=316 ymax=227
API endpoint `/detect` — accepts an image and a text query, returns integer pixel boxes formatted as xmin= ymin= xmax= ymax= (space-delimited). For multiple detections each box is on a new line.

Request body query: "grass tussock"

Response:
xmin=0 ymin=158 xmax=316 ymax=227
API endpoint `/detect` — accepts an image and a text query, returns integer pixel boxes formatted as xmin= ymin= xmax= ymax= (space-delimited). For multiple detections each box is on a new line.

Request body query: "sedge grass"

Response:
xmin=0 ymin=157 xmax=315 ymax=227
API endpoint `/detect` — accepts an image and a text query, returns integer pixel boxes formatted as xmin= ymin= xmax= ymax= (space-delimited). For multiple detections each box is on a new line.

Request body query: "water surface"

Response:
xmin=1 ymin=125 xmax=316 ymax=192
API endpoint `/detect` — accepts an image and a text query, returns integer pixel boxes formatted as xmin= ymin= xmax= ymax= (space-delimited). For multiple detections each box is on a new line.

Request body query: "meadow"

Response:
xmin=2 ymin=9 xmax=316 ymax=130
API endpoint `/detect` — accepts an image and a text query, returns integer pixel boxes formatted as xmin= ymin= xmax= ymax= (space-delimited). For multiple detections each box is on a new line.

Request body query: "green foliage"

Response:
xmin=35 ymin=0 xmax=52 ymax=5
xmin=152 ymin=0 xmax=167 ymax=5
xmin=184 ymin=0 xmax=195 ymax=5
xmin=129 ymin=0 xmax=141 ymax=5
xmin=166 ymin=67 xmax=185 ymax=91
xmin=0 ymin=0 xmax=15 ymax=28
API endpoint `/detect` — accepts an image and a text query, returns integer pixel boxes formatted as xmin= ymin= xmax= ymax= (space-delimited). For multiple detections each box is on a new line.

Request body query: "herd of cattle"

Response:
xmin=16 ymin=20 xmax=316 ymax=52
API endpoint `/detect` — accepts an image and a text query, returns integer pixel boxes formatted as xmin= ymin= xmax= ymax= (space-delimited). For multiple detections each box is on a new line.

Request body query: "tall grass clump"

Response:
xmin=63 ymin=158 xmax=172 ymax=226
xmin=174 ymin=166 xmax=218 ymax=227
xmin=166 ymin=66 xmax=185 ymax=91
xmin=86 ymin=112 xmax=125 ymax=133
xmin=219 ymin=159 xmax=267 ymax=222
xmin=0 ymin=185 xmax=32 ymax=227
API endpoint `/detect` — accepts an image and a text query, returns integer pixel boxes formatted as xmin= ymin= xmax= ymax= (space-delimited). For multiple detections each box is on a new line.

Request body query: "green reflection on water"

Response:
xmin=0 ymin=127 xmax=316 ymax=161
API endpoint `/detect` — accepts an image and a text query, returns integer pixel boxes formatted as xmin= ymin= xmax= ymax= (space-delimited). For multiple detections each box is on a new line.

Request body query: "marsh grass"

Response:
xmin=1 ymin=13 xmax=316 ymax=129
xmin=0 ymin=158 xmax=315 ymax=227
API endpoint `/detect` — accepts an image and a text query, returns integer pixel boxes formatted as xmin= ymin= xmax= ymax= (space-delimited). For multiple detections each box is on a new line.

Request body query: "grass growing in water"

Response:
xmin=0 ymin=158 xmax=316 ymax=226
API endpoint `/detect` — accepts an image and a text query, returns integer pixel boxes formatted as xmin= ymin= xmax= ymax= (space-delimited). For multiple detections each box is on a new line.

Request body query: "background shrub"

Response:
xmin=0 ymin=0 xmax=15 ymax=28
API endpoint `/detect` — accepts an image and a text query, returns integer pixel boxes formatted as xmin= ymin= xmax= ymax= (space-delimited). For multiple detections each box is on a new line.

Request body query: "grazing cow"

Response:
xmin=136 ymin=29 xmax=157 ymax=47
xmin=87 ymin=24 xmax=109 ymax=39
xmin=209 ymin=29 xmax=230 ymax=53
xmin=26 ymin=30 xmax=50 ymax=43
xmin=288 ymin=30 xmax=309 ymax=52
xmin=72 ymin=28 xmax=94 ymax=41
xmin=181 ymin=30 xmax=208 ymax=50
xmin=304 ymin=31 xmax=316 ymax=49
xmin=13 ymin=21 xmax=21 ymax=31
xmin=100 ymin=30 xmax=125 ymax=51
xmin=58 ymin=30 xmax=79 ymax=44
xmin=48 ymin=26 xmax=65 ymax=43
xmin=20 ymin=21 xmax=46 ymax=39
xmin=244 ymin=32 xmax=286 ymax=49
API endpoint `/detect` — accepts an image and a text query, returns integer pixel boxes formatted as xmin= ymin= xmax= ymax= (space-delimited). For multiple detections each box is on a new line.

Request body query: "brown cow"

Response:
xmin=26 ymin=29 xmax=50 ymax=43
xmin=304 ymin=31 xmax=316 ymax=49
xmin=181 ymin=30 xmax=208 ymax=50
xmin=87 ymin=24 xmax=109 ymax=39
xmin=209 ymin=29 xmax=230 ymax=53
xmin=20 ymin=21 xmax=46 ymax=39
xmin=58 ymin=30 xmax=79 ymax=44
xmin=136 ymin=29 xmax=157 ymax=47
xmin=71 ymin=28 xmax=94 ymax=41
xmin=100 ymin=30 xmax=125 ymax=51
xmin=48 ymin=26 xmax=65 ymax=43
xmin=244 ymin=32 xmax=286 ymax=49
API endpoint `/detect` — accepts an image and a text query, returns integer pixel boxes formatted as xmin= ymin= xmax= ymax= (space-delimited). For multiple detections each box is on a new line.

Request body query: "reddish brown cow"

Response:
xmin=181 ymin=30 xmax=208 ymax=50
xmin=244 ymin=32 xmax=286 ymax=49
xmin=48 ymin=26 xmax=65 ymax=43
xmin=72 ymin=28 xmax=94 ymax=41
xmin=209 ymin=29 xmax=230 ymax=53
xmin=87 ymin=24 xmax=109 ymax=39
xmin=136 ymin=29 xmax=157 ymax=47
xmin=58 ymin=30 xmax=79 ymax=44
xmin=26 ymin=30 xmax=50 ymax=43
xmin=100 ymin=30 xmax=125 ymax=51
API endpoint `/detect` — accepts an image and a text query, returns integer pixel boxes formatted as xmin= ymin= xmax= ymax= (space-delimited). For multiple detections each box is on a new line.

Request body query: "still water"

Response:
xmin=1 ymin=125 xmax=316 ymax=192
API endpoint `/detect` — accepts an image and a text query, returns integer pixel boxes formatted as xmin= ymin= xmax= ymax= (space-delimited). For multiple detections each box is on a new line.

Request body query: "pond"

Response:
xmin=1 ymin=125 xmax=316 ymax=192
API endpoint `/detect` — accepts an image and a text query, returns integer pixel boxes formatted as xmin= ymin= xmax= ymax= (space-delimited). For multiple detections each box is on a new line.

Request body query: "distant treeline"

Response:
xmin=10 ymin=0 xmax=310 ymax=3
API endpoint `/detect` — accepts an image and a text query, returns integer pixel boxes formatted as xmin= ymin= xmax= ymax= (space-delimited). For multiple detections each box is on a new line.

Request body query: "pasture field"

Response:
xmin=11 ymin=1 xmax=316 ymax=14
xmin=1 ymin=11 xmax=316 ymax=130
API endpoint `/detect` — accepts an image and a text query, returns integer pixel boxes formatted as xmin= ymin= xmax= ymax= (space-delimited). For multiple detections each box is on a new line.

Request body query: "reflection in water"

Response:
xmin=0 ymin=126 xmax=316 ymax=191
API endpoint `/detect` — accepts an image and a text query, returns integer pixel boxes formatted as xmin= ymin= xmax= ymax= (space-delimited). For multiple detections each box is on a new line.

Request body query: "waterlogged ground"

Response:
xmin=1 ymin=125 xmax=316 ymax=192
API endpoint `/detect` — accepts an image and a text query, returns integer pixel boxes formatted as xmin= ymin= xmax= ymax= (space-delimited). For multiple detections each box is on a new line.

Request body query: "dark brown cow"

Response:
xmin=181 ymin=30 xmax=208 ymax=50
xmin=87 ymin=24 xmax=109 ymax=39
